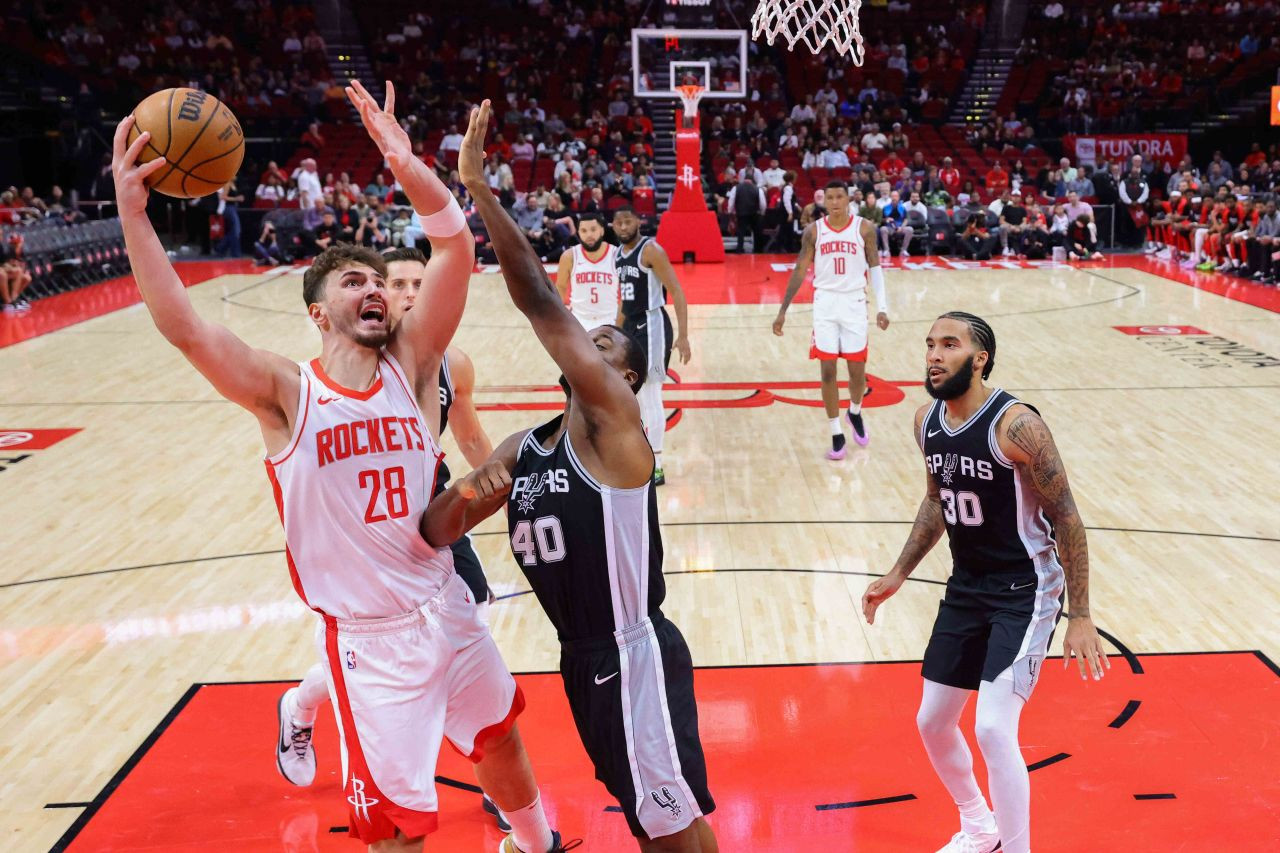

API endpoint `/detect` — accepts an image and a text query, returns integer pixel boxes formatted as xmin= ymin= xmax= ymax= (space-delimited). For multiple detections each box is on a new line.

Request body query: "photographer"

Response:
xmin=253 ymin=221 xmax=285 ymax=266
xmin=956 ymin=213 xmax=996 ymax=260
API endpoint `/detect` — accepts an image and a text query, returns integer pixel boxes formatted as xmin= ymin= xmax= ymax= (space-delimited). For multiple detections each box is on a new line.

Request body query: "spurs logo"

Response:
xmin=348 ymin=776 xmax=380 ymax=822
xmin=941 ymin=452 xmax=959 ymax=485
xmin=512 ymin=469 xmax=569 ymax=513
xmin=651 ymin=786 xmax=683 ymax=820
xmin=677 ymin=165 xmax=699 ymax=189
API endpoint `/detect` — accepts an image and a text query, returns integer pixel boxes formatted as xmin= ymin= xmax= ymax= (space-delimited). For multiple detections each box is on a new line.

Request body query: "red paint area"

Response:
xmin=0 ymin=428 xmax=81 ymax=450
xmin=0 ymin=260 xmax=262 ymax=348
xmin=476 ymin=377 xmax=919 ymax=419
xmin=62 ymin=653 xmax=1279 ymax=851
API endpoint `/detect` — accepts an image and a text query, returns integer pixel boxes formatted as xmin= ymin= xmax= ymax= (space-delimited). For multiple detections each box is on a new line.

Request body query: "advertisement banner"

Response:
xmin=1063 ymin=133 xmax=1188 ymax=167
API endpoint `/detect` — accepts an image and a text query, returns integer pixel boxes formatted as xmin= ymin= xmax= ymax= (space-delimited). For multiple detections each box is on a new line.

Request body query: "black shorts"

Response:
xmin=449 ymin=533 xmax=491 ymax=604
xmin=921 ymin=561 xmax=1064 ymax=700
xmin=559 ymin=614 xmax=714 ymax=839
xmin=623 ymin=309 xmax=673 ymax=377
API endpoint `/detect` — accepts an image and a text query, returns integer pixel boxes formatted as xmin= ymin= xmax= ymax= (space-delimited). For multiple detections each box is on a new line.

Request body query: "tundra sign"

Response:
xmin=1063 ymin=133 xmax=1188 ymax=168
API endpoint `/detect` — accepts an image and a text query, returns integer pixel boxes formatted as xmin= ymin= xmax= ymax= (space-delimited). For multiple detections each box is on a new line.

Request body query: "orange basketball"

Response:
xmin=127 ymin=88 xmax=245 ymax=199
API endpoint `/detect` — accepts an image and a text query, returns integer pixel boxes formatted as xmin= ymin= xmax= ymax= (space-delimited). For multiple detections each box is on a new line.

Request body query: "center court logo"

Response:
xmin=348 ymin=776 xmax=379 ymax=822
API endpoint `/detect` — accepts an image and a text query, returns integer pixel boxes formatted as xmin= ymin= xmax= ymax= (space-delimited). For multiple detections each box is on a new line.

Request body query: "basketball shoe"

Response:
xmin=848 ymin=410 xmax=869 ymax=446
xmin=483 ymin=794 xmax=513 ymax=832
xmin=498 ymin=830 xmax=581 ymax=852
xmin=936 ymin=828 xmax=1001 ymax=853
xmin=275 ymin=687 xmax=317 ymax=786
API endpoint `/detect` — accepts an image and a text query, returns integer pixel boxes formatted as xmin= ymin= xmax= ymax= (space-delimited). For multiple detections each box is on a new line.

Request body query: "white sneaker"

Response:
xmin=275 ymin=687 xmax=317 ymax=786
xmin=1002 ymin=247 xmax=1014 ymax=257
xmin=935 ymin=828 xmax=1001 ymax=853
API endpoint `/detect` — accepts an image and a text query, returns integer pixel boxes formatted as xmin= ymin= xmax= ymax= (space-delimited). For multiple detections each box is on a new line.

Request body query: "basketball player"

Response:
xmin=110 ymin=79 xmax=568 ymax=853
xmin=275 ymin=245 xmax=511 ymax=831
xmin=861 ymin=312 xmax=1108 ymax=853
xmin=555 ymin=212 xmax=620 ymax=330
xmin=424 ymin=100 xmax=718 ymax=853
xmin=773 ymin=180 xmax=890 ymax=460
xmin=611 ymin=206 xmax=691 ymax=486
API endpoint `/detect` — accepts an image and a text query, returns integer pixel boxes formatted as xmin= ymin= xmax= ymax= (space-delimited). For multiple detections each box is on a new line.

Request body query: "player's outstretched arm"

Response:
xmin=459 ymin=101 xmax=636 ymax=419
xmin=347 ymin=80 xmax=473 ymax=368
xmin=112 ymin=116 xmax=296 ymax=429
xmin=644 ymin=242 xmax=692 ymax=364
xmin=421 ymin=431 xmax=524 ymax=546
xmin=444 ymin=346 xmax=495 ymax=468
xmin=863 ymin=405 xmax=944 ymax=624
xmin=773 ymin=223 xmax=816 ymax=335
xmin=1000 ymin=407 xmax=1109 ymax=681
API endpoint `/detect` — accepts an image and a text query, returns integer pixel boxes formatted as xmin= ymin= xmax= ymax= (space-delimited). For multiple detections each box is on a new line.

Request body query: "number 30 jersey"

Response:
xmin=264 ymin=350 xmax=453 ymax=620
xmin=507 ymin=415 xmax=665 ymax=643
xmin=920 ymin=390 xmax=1056 ymax=575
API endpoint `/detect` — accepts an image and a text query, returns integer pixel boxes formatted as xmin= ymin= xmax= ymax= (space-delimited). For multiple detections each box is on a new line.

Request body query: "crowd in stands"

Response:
xmin=0 ymin=184 xmax=89 ymax=311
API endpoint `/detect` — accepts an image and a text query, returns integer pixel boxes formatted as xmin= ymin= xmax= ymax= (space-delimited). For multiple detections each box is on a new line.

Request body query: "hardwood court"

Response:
xmin=2 ymin=254 xmax=1278 ymax=851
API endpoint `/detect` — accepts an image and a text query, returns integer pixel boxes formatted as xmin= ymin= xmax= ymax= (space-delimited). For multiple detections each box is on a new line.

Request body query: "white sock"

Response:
xmin=975 ymin=669 xmax=1031 ymax=853
xmin=292 ymin=663 xmax=329 ymax=726
xmin=829 ymin=417 xmax=843 ymax=436
xmin=639 ymin=374 xmax=665 ymax=457
xmin=848 ymin=400 xmax=862 ymax=416
xmin=958 ymin=793 xmax=997 ymax=836
xmin=505 ymin=791 xmax=554 ymax=853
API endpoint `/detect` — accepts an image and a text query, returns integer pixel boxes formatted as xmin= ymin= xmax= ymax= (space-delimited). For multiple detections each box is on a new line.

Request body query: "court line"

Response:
xmin=5 ymin=520 xmax=1276 ymax=591
xmin=1108 ymin=699 xmax=1142 ymax=729
xmin=48 ymin=683 xmax=202 ymax=852
xmin=1133 ymin=793 xmax=1177 ymax=800
xmin=1026 ymin=752 xmax=1072 ymax=772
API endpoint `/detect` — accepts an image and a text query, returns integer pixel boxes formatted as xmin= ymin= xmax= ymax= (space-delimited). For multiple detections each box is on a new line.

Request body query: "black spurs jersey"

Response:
xmin=921 ymin=390 xmax=1056 ymax=575
xmin=507 ymin=415 xmax=665 ymax=642
xmin=617 ymin=237 xmax=666 ymax=320
xmin=432 ymin=354 xmax=455 ymax=498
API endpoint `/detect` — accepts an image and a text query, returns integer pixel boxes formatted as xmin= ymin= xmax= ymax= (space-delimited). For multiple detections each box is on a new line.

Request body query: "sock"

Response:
xmin=975 ymin=669 xmax=1031 ymax=853
xmin=638 ymin=375 xmax=665 ymax=457
xmin=848 ymin=400 xmax=862 ymax=416
xmin=958 ymin=793 xmax=997 ymax=836
xmin=505 ymin=792 xmax=554 ymax=853
xmin=653 ymin=451 xmax=664 ymax=471
xmin=917 ymin=680 xmax=990 ymax=834
xmin=292 ymin=663 xmax=329 ymax=726
xmin=829 ymin=417 xmax=843 ymax=436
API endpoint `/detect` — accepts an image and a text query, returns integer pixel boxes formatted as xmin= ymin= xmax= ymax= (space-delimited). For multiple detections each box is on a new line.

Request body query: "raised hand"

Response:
xmin=459 ymin=100 xmax=492 ymax=190
xmin=345 ymin=80 xmax=412 ymax=171
xmin=111 ymin=116 xmax=168 ymax=218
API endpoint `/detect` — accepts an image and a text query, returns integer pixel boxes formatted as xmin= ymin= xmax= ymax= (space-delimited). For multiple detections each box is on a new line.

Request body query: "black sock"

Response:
xmin=832 ymin=433 xmax=846 ymax=452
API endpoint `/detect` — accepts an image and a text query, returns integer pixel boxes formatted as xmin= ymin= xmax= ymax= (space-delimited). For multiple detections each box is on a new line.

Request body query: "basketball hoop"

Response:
xmin=675 ymin=84 xmax=704 ymax=129
xmin=751 ymin=0 xmax=865 ymax=64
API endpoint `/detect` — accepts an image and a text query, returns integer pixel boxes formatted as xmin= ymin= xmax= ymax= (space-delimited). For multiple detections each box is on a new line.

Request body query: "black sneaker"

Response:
xmin=483 ymin=794 xmax=512 ymax=832
xmin=847 ymin=410 xmax=869 ymax=446
xmin=498 ymin=830 xmax=582 ymax=852
xmin=826 ymin=432 xmax=847 ymax=460
xmin=653 ymin=466 xmax=666 ymax=487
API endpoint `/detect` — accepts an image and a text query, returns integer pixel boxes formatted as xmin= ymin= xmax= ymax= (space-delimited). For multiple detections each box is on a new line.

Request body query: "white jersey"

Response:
xmin=812 ymin=215 xmax=869 ymax=297
xmin=265 ymin=350 xmax=453 ymax=620
xmin=568 ymin=243 xmax=620 ymax=326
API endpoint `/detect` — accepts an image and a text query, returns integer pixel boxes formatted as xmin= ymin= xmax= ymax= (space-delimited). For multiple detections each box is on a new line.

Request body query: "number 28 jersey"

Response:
xmin=507 ymin=415 xmax=664 ymax=643
xmin=920 ymin=390 xmax=1056 ymax=575
xmin=264 ymin=350 xmax=452 ymax=620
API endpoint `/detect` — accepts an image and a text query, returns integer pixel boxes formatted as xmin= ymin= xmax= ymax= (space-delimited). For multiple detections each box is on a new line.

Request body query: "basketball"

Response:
xmin=126 ymin=88 xmax=244 ymax=199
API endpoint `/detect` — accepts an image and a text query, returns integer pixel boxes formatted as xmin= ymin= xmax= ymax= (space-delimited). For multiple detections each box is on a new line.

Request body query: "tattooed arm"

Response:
xmin=862 ymin=405 xmax=944 ymax=624
xmin=999 ymin=405 xmax=1109 ymax=680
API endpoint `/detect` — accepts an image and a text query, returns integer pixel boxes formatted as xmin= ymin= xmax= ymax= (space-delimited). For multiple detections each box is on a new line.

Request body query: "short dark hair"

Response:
xmin=938 ymin=311 xmax=997 ymax=379
xmin=824 ymin=180 xmax=849 ymax=192
xmin=381 ymin=246 xmax=427 ymax=265
xmin=303 ymin=244 xmax=387 ymax=307
xmin=611 ymin=204 xmax=637 ymax=218
xmin=578 ymin=211 xmax=605 ymax=227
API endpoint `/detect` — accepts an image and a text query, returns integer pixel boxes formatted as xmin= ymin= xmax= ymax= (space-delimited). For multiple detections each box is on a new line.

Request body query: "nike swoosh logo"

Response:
xmin=927 ymin=429 xmax=941 ymax=438
xmin=594 ymin=672 xmax=619 ymax=685
xmin=318 ymin=396 xmax=342 ymax=405
xmin=635 ymin=323 xmax=647 ymax=330
xmin=1010 ymin=581 xmax=1036 ymax=591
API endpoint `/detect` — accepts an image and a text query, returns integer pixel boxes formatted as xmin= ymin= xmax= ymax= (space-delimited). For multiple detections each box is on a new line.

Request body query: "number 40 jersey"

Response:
xmin=507 ymin=415 xmax=665 ymax=643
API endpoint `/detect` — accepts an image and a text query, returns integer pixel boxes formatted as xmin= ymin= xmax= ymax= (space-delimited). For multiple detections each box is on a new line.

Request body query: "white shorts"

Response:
xmin=319 ymin=572 xmax=522 ymax=844
xmin=573 ymin=308 xmax=617 ymax=331
xmin=810 ymin=290 xmax=868 ymax=361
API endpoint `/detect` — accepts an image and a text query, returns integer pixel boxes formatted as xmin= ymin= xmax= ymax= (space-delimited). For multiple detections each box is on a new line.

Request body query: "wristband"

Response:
xmin=868 ymin=265 xmax=888 ymax=314
xmin=420 ymin=201 xmax=467 ymax=238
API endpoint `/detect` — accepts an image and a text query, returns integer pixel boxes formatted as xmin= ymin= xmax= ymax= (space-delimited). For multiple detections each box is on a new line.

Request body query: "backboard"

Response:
xmin=631 ymin=29 xmax=748 ymax=100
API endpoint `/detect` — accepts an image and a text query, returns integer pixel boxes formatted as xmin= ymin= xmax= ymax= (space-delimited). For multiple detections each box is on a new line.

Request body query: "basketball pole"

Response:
xmin=655 ymin=86 xmax=726 ymax=263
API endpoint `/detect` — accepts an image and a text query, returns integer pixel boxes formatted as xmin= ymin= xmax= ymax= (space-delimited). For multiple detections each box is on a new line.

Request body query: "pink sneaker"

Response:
xmin=848 ymin=410 xmax=870 ymax=446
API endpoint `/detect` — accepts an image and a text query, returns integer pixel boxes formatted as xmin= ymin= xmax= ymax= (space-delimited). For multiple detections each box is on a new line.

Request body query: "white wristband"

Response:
xmin=868 ymin=265 xmax=888 ymax=314
xmin=420 ymin=201 xmax=467 ymax=238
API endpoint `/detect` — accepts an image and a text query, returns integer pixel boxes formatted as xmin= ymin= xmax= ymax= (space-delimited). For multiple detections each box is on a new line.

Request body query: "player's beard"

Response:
xmin=581 ymin=237 xmax=604 ymax=252
xmin=925 ymin=355 xmax=976 ymax=400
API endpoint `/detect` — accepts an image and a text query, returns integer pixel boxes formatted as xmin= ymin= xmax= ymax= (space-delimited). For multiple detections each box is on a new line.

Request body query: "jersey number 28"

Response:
xmin=511 ymin=516 xmax=567 ymax=566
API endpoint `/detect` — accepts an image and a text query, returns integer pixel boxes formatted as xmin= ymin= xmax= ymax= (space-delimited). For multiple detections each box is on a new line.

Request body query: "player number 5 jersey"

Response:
xmin=569 ymin=243 xmax=620 ymax=323
xmin=265 ymin=350 xmax=453 ymax=620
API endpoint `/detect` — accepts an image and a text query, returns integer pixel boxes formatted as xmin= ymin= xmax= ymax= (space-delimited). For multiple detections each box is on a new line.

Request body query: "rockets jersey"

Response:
xmin=920 ymin=390 xmax=1056 ymax=575
xmin=264 ymin=350 xmax=452 ymax=619
xmin=506 ymin=416 xmax=664 ymax=643
xmin=812 ymin=215 xmax=869 ymax=296
xmin=433 ymin=353 xmax=455 ymax=498
xmin=616 ymin=237 xmax=665 ymax=319
xmin=568 ymin=243 xmax=620 ymax=322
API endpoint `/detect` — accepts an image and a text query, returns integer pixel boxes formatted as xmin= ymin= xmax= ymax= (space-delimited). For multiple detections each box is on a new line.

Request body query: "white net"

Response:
xmin=676 ymin=84 xmax=705 ymax=128
xmin=751 ymin=0 xmax=865 ymax=64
